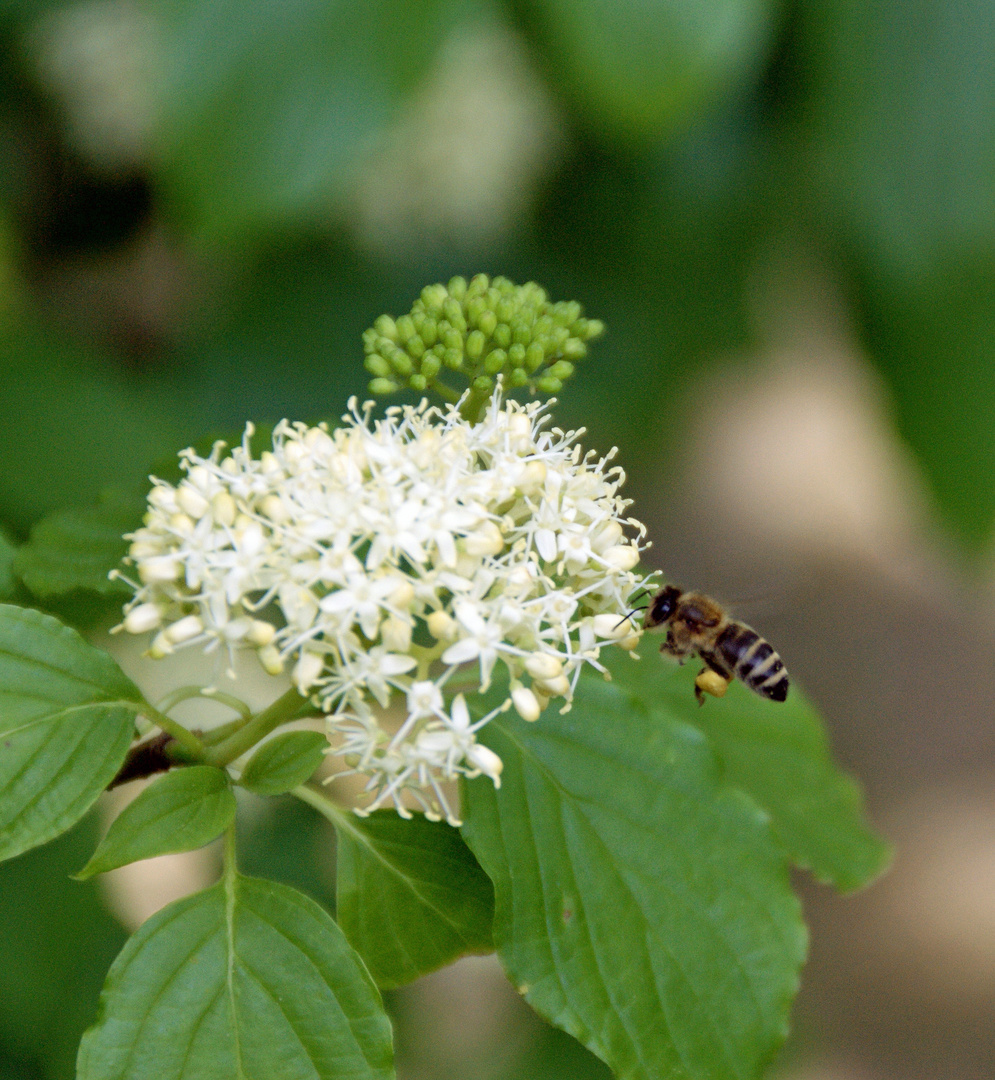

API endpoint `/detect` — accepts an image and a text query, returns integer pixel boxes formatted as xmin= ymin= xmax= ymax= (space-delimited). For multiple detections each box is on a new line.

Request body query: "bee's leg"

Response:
xmin=660 ymin=629 xmax=686 ymax=660
xmin=695 ymin=667 xmax=731 ymax=704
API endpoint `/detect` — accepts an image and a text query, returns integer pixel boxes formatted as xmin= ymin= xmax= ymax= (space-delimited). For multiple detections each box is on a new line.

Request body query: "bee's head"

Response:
xmin=643 ymin=585 xmax=682 ymax=629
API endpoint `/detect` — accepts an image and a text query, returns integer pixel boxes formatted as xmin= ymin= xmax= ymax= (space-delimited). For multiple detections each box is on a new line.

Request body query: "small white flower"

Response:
xmin=118 ymin=385 xmax=655 ymax=819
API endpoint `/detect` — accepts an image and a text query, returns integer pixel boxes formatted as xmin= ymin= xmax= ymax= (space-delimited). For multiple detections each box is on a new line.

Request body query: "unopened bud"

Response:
xmin=246 ymin=619 xmax=276 ymax=646
xmin=176 ymin=485 xmax=209 ymax=519
xmin=258 ymin=644 xmax=284 ymax=675
xmin=138 ymin=556 xmax=181 ymax=584
xmin=426 ymin=610 xmax=458 ymax=641
xmin=165 ymin=615 xmax=203 ymax=644
xmin=525 ymin=653 xmax=563 ymax=681
xmin=123 ymin=603 xmax=162 ymax=634
xmin=293 ymin=652 xmax=324 ymax=692
xmin=212 ymin=492 xmax=237 ymax=527
xmin=511 ymin=685 xmax=542 ymax=722
xmin=592 ymin=613 xmax=632 ymax=639
xmin=532 ymin=674 xmax=571 ymax=698
xmin=466 ymin=743 xmax=503 ymax=786
xmin=603 ymin=545 xmax=640 ymax=571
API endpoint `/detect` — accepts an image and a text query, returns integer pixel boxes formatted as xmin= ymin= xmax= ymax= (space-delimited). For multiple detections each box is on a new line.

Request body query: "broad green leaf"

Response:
xmin=335 ymin=810 xmax=494 ymax=989
xmin=527 ymin=0 xmax=778 ymax=141
xmin=77 ymin=874 xmax=395 ymax=1080
xmin=461 ymin=676 xmax=806 ymax=1080
xmin=609 ymin=655 xmax=890 ymax=891
xmin=0 ymin=526 xmax=16 ymax=600
xmin=14 ymin=490 xmax=142 ymax=600
xmin=75 ymin=766 xmax=236 ymax=879
xmin=240 ymin=730 xmax=328 ymax=796
xmin=803 ymin=0 xmax=995 ymax=549
xmin=0 ymin=605 xmax=142 ymax=861
xmin=0 ymin=817 xmax=126 ymax=1080
xmin=152 ymin=0 xmax=458 ymax=244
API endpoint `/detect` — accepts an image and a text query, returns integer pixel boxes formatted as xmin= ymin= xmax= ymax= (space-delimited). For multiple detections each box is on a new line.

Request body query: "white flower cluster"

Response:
xmin=118 ymin=388 xmax=651 ymax=823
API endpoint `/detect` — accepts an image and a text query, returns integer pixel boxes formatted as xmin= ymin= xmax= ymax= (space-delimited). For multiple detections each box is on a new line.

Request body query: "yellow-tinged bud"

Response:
xmin=389 ymin=580 xmax=416 ymax=610
xmin=212 ymin=492 xmax=237 ymax=527
xmin=532 ymin=674 xmax=571 ymax=697
xmin=261 ymin=494 xmax=289 ymax=523
xmin=591 ymin=520 xmax=623 ymax=554
xmin=518 ymin=460 xmax=546 ymax=493
xmin=147 ymin=631 xmax=172 ymax=659
xmin=165 ymin=615 xmax=203 ymax=644
xmin=592 ymin=613 xmax=632 ymax=639
xmin=258 ymin=644 xmax=284 ymax=675
xmin=382 ymin=615 xmax=412 ymax=653
xmin=426 ymin=610 xmax=457 ymax=640
xmin=260 ymin=451 xmax=280 ymax=474
xmin=511 ymin=685 xmax=542 ymax=722
xmin=138 ymin=556 xmax=181 ymax=583
xmin=603 ymin=545 xmax=640 ymax=571
xmin=246 ymin=619 xmax=276 ymax=646
xmin=462 ymin=520 xmax=504 ymax=556
xmin=177 ymin=485 xmax=209 ymax=519
xmin=293 ymin=652 xmax=324 ymax=691
xmin=618 ymin=632 xmax=641 ymax=651
xmin=169 ymin=513 xmax=195 ymax=534
xmin=123 ymin=603 xmax=162 ymax=634
xmin=525 ymin=653 xmax=563 ymax=680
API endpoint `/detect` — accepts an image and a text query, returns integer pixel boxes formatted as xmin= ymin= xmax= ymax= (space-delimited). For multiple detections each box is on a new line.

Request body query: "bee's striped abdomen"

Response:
xmin=716 ymin=623 xmax=789 ymax=702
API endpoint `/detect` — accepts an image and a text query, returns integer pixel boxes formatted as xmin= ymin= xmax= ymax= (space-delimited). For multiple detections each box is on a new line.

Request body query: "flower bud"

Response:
xmin=603 ymin=545 xmax=640 ymax=571
xmin=592 ymin=613 xmax=632 ymax=639
xmin=426 ymin=610 xmax=458 ymax=641
xmin=382 ymin=615 xmax=412 ymax=653
xmin=165 ymin=615 xmax=203 ymax=644
xmin=138 ymin=556 xmax=182 ymax=583
xmin=260 ymin=495 xmax=289 ymax=523
xmin=211 ymin=491 xmax=237 ymax=526
xmin=591 ymin=520 xmax=622 ymax=554
xmin=462 ymin=521 xmax=504 ymax=556
xmin=466 ymin=742 xmax=503 ymax=785
xmin=147 ymin=631 xmax=173 ymax=659
xmin=511 ymin=684 xmax=542 ymax=722
xmin=293 ymin=651 xmax=324 ymax=692
xmin=246 ymin=619 xmax=276 ymax=646
xmin=525 ymin=653 xmax=563 ymax=680
xmin=532 ymin=674 xmax=571 ymax=697
xmin=123 ymin=603 xmax=162 ymax=634
xmin=177 ymin=485 xmax=210 ymax=519
xmin=258 ymin=644 xmax=285 ymax=675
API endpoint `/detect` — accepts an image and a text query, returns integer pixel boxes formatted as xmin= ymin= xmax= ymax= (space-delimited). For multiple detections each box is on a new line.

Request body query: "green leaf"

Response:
xmin=75 ymin=766 xmax=236 ymax=880
xmin=335 ymin=810 xmax=494 ymax=989
xmin=0 ymin=316 xmax=187 ymax=535
xmin=527 ymin=0 xmax=779 ymax=141
xmin=0 ymin=605 xmax=142 ymax=861
xmin=0 ymin=817 xmax=127 ymax=1080
xmin=240 ymin=730 xmax=328 ymax=796
xmin=803 ymin=0 xmax=995 ymax=549
xmin=14 ymin=490 xmax=142 ymax=600
xmin=152 ymin=0 xmax=458 ymax=244
xmin=0 ymin=526 xmax=16 ymax=601
xmin=77 ymin=874 xmax=395 ymax=1080
xmin=461 ymin=676 xmax=806 ymax=1080
xmin=609 ymin=655 xmax=891 ymax=892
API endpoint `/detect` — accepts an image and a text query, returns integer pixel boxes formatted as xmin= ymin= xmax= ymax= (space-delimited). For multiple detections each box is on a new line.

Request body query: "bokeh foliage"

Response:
xmin=0 ymin=0 xmax=985 ymax=1075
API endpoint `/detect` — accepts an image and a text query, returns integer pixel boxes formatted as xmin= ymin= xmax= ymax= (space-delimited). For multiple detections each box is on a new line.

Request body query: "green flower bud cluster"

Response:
xmin=362 ymin=274 xmax=604 ymax=418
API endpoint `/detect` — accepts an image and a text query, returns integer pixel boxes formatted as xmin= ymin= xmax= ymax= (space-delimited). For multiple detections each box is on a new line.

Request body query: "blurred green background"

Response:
xmin=2 ymin=1 xmax=995 ymax=1078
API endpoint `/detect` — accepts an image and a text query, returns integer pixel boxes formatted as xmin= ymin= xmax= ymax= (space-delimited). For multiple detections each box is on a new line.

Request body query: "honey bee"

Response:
xmin=639 ymin=585 xmax=789 ymax=705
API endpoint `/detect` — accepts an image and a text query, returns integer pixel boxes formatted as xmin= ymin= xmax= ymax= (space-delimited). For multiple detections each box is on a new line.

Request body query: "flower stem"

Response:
xmin=140 ymin=703 xmax=205 ymax=758
xmin=202 ymin=687 xmax=310 ymax=767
